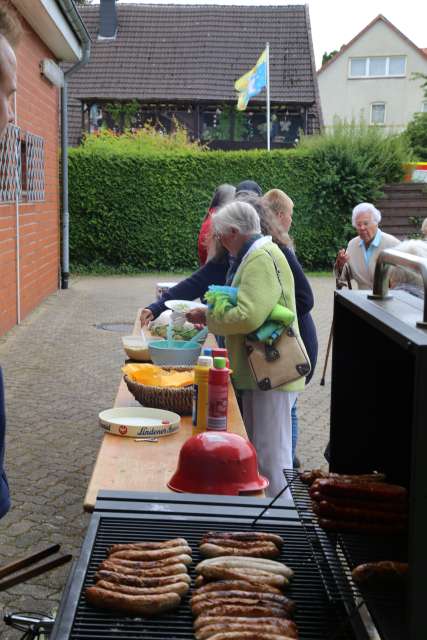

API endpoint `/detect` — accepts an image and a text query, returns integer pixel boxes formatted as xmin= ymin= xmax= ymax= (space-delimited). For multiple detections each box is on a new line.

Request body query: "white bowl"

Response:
xmin=122 ymin=335 xmax=151 ymax=361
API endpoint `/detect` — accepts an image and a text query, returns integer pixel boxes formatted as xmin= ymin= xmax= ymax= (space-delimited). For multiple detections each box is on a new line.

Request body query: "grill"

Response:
xmin=284 ymin=469 xmax=408 ymax=640
xmin=51 ymin=492 xmax=356 ymax=640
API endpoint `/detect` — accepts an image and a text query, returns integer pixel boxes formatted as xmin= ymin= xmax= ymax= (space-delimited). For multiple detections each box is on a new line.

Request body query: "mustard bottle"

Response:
xmin=192 ymin=355 xmax=213 ymax=434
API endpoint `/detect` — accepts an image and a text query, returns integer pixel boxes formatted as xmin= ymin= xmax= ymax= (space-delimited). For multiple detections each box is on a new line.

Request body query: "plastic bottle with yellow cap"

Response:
xmin=192 ymin=355 xmax=213 ymax=434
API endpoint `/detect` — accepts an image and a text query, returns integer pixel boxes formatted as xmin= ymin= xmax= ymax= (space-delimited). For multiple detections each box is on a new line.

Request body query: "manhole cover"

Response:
xmin=96 ymin=322 xmax=134 ymax=333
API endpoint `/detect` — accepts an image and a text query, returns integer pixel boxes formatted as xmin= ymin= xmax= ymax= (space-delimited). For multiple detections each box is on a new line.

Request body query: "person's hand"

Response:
xmin=335 ymin=249 xmax=349 ymax=271
xmin=186 ymin=308 xmax=207 ymax=326
xmin=140 ymin=308 xmax=154 ymax=327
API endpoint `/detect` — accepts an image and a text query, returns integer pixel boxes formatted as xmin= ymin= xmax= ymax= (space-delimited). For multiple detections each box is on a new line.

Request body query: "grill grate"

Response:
xmin=66 ymin=514 xmax=354 ymax=640
xmin=284 ymin=468 xmax=408 ymax=640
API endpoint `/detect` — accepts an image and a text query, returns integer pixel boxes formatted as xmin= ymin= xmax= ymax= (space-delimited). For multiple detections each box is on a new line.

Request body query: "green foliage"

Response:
xmin=69 ymin=123 xmax=409 ymax=272
xmin=321 ymin=50 xmax=339 ymax=66
xmin=403 ymin=112 xmax=427 ymax=160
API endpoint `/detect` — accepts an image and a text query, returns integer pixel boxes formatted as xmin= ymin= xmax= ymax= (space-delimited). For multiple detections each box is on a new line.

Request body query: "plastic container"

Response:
xmin=148 ymin=339 xmax=201 ymax=366
xmin=207 ymin=356 xmax=229 ymax=431
xmin=192 ymin=355 xmax=213 ymax=434
xmin=203 ymin=347 xmax=213 ymax=357
xmin=212 ymin=348 xmax=230 ymax=368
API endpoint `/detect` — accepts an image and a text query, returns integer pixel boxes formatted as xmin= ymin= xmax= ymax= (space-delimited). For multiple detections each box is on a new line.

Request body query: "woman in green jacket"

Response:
xmin=187 ymin=200 xmax=305 ymax=497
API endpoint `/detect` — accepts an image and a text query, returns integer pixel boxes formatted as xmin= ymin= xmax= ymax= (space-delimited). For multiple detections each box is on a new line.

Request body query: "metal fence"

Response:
xmin=25 ymin=132 xmax=45 ymax=202
xmin=0 ymin=124 xmax=21 ymax=203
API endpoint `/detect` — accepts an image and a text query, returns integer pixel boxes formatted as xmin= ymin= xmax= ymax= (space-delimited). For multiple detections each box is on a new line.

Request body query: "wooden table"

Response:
xmin=84 ymin=310 xmax=254 ymax=511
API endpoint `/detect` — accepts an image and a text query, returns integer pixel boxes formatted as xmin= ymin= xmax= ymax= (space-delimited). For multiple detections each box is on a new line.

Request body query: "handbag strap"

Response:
xmin=264 ymin=248 xmax=291 ymax=310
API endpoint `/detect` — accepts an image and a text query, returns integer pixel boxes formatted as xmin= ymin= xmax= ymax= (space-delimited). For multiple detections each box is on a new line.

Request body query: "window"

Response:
xmin=0 ymin=124 xmax=21 ymax=203
xmin=25 ymin=133 xmax=45 ymax=202
xmin=349 ymin=56 xmax=406 ymax=78
xmin=371 ymin=102 xmax=386 ymax=125
xmin=422 ymin=102 xmax=427 ymax=112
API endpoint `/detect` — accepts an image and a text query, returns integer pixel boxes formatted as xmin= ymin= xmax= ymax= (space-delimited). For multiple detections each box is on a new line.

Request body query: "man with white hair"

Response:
xmin=335 ymin=202 xmax=399 ymax=290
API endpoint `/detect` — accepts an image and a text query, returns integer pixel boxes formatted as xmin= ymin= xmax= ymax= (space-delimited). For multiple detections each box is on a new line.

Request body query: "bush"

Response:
xmin=403 ymin=112 xmax=427 ymax=160
xmin=69 ymin=123 xmax=409 ymax=271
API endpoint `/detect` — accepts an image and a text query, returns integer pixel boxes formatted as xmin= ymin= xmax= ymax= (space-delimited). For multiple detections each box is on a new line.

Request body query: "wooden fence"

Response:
xmin=376 ymin=183 xmax=427 ymax=239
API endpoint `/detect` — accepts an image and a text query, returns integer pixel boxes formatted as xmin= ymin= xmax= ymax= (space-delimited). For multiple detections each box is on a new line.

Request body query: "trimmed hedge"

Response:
xmin=69 ymin=141 xmax=405 ymax=271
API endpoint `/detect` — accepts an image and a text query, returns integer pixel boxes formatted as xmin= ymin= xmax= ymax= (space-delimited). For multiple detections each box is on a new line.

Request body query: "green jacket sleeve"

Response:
xmin=207 ymin=252 xmax=282 ymax=336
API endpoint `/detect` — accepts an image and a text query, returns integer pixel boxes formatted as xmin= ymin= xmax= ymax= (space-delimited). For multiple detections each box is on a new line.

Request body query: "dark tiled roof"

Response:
xmin=69 ymin=3 xmax=319 ymax=104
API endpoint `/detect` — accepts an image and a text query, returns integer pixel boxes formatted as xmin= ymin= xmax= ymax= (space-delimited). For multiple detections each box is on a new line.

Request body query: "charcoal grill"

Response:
xmin=51 ymin=491 xmax=356 ymax=640
xmin=313 ymin=249 xmax=427 ymax=640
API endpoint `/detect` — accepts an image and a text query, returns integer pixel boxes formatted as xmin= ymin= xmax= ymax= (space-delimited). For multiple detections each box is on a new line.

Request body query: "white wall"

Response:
xmin=318 ymin=20 xmax=427 ymax=133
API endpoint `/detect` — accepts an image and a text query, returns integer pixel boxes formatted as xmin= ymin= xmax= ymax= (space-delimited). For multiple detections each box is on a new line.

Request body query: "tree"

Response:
xmin=404 ymin=113 xmax=427 ymax=160
xmin=322 ymin=50 xmax=339 ymax=66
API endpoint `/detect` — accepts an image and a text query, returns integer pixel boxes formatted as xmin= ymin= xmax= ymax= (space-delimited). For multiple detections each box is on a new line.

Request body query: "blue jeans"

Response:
xmin=291 ymin=398 xmax=298 ymax=463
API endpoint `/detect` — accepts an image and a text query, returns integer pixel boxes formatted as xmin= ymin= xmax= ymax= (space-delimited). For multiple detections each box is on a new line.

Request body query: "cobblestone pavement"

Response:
xmin=0 ymin=274 xmax=334 ymax=637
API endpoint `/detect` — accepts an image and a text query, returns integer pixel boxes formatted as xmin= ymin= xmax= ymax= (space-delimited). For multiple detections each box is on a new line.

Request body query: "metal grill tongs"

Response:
xmin=0 ymin=544 xmax=72 ymax=591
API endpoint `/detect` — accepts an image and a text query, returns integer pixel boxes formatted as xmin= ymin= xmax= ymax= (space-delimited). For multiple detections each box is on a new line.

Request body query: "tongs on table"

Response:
xmin=0 ymin=543 xmax=72 ymax=591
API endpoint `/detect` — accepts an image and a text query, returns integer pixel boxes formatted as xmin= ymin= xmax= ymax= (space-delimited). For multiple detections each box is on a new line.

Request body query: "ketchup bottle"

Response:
xmin=207 ymin=357 xmax=229 ymax=431
xmin=212 ymin=348 xmax=230 ymax=368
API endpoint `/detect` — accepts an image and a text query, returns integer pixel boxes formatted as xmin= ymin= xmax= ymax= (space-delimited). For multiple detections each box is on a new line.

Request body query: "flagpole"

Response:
xmin=266 ymin=41 xmax=270 ymax=151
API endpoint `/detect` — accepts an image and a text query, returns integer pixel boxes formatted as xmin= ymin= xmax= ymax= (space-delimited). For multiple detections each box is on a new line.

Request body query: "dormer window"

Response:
xmin=349 ymin=56 xmax=406 ymax=78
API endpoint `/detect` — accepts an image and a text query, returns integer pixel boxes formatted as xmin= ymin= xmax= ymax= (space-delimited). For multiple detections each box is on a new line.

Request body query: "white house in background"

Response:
xmin=318 ymin=15 xmax=427 ymax=133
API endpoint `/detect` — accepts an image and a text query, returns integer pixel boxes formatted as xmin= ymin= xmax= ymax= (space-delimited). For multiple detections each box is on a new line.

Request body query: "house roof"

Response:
xmin=318 ymin=14 xmax=427 ymax=75
xmin=69 ymin=3 xmax=319 ymax=104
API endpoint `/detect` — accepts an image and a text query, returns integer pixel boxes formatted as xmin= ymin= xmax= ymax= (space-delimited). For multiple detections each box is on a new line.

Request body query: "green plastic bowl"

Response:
xmin=148 ymin=340 xmax=201 ymax=366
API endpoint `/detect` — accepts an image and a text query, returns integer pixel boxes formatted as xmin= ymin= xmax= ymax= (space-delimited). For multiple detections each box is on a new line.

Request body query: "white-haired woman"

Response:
xmin=187 ymin=200 xmax=305 ymax=497
xmin=335 ymin=202 xmax=399 ymax=290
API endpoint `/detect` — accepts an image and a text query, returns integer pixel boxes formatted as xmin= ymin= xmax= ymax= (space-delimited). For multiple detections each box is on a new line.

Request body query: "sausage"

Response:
xmin=195 ymin=619 xmax=298 ymax=640
xmin=96 ymin=579 xmax=190 ymax=597
xmin=300 ymin=470 xmax=386 ymax=486
xmin=318 ymin=518 xmax=406 ymax=535
xmin=203 ymin=633 xmax=294 ymax=640
xmin=196 ymin=556 xmax=293 ymax=578
xmin=109 ymin=538 xmax=189 ymax=553
xmin=310 ymin=492 xmax=407 ymax=514
xmin=199 ymin=542 xmax=280 ymax=559
xmin=203 ymin=531 xmax=283 ymax=548
xmin=194 ymin=580 xmax=282 ymax=595
xmin=194 ymin=615 xmax=297 ymax=631
xmin=109 ymin=544 xmax=192 ymax=560
xmin=351 ymin=561 xmax=408 ymax=584
xmin=95 ymin=569 xmax=191 ymax=587
xmin=191 ymin=589 xmax=295 ymax=610
xmin=310 ymin=479 xmax=407 ymax=502
xmin=85 ymin=585 xmax=180 ymax=616
xmin=191 ymin=598 xmax=290 ymax=617
xmin=98 ymin=560 xmax=188 ymax=577
xmin=100 ymin=554 xmax=193 ymax=568
xmin=312 ymin=501 xmax=408 ymax=524
xmin=203 ymin=538 xmax=283 ymax=550
xmin=193 ymin=604 xmax=289 ymax=618
xmin=198 ymin=565 xmax=288 ymax=588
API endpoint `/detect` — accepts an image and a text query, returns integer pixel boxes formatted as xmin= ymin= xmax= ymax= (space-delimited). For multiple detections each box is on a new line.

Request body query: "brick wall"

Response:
xmin=0 ymin=14 xmax=60 ymax=335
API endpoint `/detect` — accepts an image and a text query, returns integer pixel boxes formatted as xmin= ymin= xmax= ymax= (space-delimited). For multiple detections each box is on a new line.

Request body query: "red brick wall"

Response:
xmin=0 ymin=14 xmax=60 ymax=335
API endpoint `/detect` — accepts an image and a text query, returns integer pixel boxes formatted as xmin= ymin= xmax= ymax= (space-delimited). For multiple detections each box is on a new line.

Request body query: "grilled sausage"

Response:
xmin=109 ymin=544 xmax=192 ymax=560
xmin=198 ymin=565 xmax=288 ymax=588
xmin=195 ymin=619 xmax=298 ymax=640
xmin=96 ymin=579 xmax=190 ymax=597
xmin=196 ymin=556 xmax=293 ymax=578
xmin=98 ymin=560 xmax=188 ymax=577
xmin=203 ymin=532 xmax=283 ymax=548
xmin=194 ymin=580 xmax=282 ymax=595
xmin=191 ymin=589 xmax=294 ymax=609
xmin=351 ymin=561 xmax=408 ymax=584
xmin=85 ymin=585 xmax=180 ymax=616
xmin=100 ymin=554 xmax=193 ymax=569
xmin=299 ymin=470 xmax=386 ymax=486
xmin=192 ymin=598 xmax=290 ymax=617
xmin=310 ymin=479 xmax=407 ymax=502
xmin=203 ymin=538 xmax=283 ymax=550
xmin=194 ymin=616 xmax=297 ymax=631
xmin=202 ymin=633 xmax=294 ymax=640
xmin=312 ymin=501 xmax=408 ymax=524
xmin=193 ymin=604 xmax=289 ymax=618
xmin=199 ymin=542 xmax=280 ymax=559
xmin=318 ymin=518 xmax=406 ymax=535
xmin=95 ymin=569 xmax=191 ymax=587
xmin=109 ymin=538 xmax=189 ymax=553
xmin=310 ymin=492 xmax=408 ymax=514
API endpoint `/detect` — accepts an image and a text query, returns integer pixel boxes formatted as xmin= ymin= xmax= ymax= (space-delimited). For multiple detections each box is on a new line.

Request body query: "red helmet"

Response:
xmin=168 ymin=431 xmax=269 ymax=495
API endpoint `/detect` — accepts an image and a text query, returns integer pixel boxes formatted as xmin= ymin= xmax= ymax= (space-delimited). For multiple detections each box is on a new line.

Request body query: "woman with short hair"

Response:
xmin=188 ymin=200 xmax=305 ymax=497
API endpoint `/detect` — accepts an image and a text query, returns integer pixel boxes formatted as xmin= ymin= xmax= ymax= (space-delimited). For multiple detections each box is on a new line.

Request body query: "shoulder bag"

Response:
xmin=245 ymin=249 xmax=311 ymax=391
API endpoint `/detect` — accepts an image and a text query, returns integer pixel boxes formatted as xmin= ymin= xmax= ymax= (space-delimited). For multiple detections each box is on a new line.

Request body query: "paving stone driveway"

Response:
xmin=0 ymin=274 xmax=334 ymax=637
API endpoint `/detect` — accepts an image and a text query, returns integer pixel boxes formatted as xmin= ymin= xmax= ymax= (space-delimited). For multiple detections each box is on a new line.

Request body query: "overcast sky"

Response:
xmin=106 ymin=0 xmax=427 ymax=69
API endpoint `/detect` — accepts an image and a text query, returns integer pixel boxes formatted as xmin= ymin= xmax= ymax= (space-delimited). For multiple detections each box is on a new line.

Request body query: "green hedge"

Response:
xmin=69 ymin=136 xmax=407 ymax=271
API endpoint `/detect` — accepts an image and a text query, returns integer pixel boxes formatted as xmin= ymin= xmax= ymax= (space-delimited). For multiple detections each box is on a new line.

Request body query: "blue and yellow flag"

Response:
xmin=234 ymin=48 xmax=267 ymax=111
